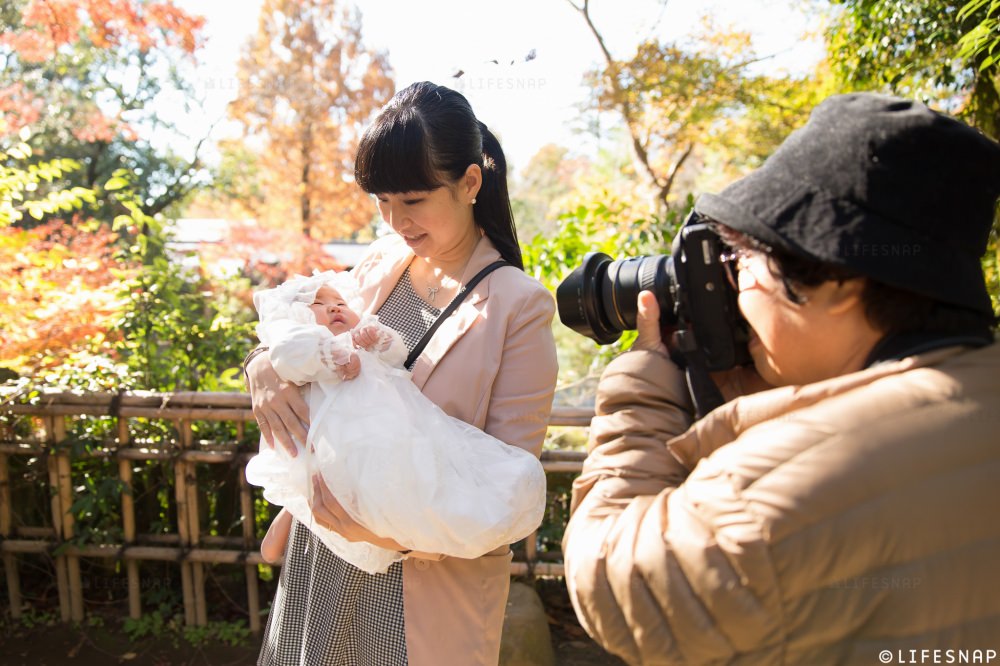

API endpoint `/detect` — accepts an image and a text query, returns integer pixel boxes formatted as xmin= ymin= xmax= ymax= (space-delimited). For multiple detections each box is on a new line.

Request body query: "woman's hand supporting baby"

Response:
xmin=247 ymin=350 xmax=310 ymax=458
xmin=310 ymin=473 xmax=407 ymax=552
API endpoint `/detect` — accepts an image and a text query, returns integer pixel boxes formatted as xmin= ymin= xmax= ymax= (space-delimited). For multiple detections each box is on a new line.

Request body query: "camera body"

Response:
xmin=556 ymin=218 xmax=751 ymax=372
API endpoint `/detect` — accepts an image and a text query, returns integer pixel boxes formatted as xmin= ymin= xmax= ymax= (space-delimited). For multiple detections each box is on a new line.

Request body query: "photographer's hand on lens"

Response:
xmin=247 ymin=350 xmax=310 ymax=457
xmin=633 ymin=290 xmax=669 ymax=356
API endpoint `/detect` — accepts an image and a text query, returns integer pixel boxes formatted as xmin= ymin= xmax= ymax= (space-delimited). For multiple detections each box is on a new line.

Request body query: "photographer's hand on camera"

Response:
xmin=635 ymin=289 xmax=769 ymax=402
xmin=246 ymin=350 xmax=309 ymax=457
xmin=632 ymin=290 xmax=670 ymax=356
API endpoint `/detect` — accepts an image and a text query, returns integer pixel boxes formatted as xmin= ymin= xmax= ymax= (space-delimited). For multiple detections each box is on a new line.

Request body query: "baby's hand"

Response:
xmin=352 ymin=325 xmax=389 ymax=352
xmin=336 ymin=352 xmax=361 ymax=381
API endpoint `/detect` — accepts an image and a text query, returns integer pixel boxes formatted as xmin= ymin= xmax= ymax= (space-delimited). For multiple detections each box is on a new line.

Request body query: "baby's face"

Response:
xmin=310 ymin=285 xmax=360 ymax=335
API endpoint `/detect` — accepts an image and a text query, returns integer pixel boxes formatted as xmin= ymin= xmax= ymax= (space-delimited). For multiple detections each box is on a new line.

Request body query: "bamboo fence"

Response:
xmin=0 ymin=389 xmax=592 ymax=631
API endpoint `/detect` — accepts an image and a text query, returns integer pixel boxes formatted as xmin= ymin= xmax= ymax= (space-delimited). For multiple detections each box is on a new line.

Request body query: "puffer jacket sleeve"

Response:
xmin=562 ymin=350 xmax=782 ymax=664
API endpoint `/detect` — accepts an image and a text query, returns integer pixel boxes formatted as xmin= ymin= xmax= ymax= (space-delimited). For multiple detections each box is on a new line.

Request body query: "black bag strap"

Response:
xmin=404 ymin=260 xmax=510 ymax=371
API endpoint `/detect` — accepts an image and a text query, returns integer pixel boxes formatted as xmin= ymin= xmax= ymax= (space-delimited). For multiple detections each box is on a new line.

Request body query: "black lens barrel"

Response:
xmin=556 ymin=253 xmax=621 ymax=344
xmin=556 ymin=252 xmax=675 ymax=344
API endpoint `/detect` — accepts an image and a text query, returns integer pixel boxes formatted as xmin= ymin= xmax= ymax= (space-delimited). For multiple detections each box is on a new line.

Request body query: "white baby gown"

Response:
xmin=244 ymin=272 xmax=548 ymax=574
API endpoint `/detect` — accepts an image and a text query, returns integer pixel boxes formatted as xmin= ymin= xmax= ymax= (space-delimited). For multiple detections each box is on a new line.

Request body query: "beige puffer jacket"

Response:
xmin=563 ymin=344 xmax=1000 ymax=664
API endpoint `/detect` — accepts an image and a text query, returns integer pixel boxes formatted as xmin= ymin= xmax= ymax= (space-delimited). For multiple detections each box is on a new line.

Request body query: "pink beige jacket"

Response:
xmin=351 ymin=233 xmax=558 ymax=666
xmin=563 ymin=343 xmax=1000 ymax=664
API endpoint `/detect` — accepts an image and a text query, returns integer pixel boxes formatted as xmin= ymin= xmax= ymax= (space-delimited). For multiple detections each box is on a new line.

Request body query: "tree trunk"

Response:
xmin=300 ymin=126 xmax=313 ymax=239
xmin=300 ymin=162 xmax=312 ymax=239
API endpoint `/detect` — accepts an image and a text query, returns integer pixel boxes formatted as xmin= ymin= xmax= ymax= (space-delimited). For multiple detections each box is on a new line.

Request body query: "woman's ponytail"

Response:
xmin=475 ymin=120 xmax=523 ymax=270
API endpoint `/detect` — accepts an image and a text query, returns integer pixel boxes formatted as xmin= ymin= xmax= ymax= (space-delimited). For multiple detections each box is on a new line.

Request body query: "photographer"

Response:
xmin=562 ymin=93 xmax=1000 ymax=663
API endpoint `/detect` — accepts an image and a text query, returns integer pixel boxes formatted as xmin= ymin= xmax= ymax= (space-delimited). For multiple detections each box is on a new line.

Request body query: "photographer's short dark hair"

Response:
xmin=716 ymin=225 xmax=997 ymax=339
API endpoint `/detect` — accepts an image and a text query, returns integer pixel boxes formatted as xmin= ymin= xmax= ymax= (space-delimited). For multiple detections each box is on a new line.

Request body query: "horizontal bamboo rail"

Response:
xmin=0 ymin=389 xmax=593 ymax=629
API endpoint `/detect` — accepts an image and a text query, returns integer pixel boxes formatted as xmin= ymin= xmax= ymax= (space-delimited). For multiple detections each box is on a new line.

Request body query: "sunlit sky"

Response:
xmin=168 ymin=0 xmax=824 ymax=172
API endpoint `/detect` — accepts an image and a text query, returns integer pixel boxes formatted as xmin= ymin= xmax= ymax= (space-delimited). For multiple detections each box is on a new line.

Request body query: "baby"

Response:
xmin=254 ymin=280 xmax=401 ymax=565
xmin=245 ymin=270 xmax=546 ymax=573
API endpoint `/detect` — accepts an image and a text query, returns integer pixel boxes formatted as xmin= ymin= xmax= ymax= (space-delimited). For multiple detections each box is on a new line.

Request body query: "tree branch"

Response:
xmin=565 ymin=0 xmax=669 ymax=199
xmin=660 ymin=142 xmax=693 ymax=205
xmin=565 ymin=0 xmax=615 ymax=67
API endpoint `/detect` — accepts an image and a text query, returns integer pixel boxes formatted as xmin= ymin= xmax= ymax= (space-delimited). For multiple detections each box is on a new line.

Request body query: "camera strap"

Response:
xmin=670 ymin=345 xmax=726 ymax=419
xmin=404 ymin=260 xmax=510 ymax=371
xmin=684 ymin=363 xmax=726 ymax=419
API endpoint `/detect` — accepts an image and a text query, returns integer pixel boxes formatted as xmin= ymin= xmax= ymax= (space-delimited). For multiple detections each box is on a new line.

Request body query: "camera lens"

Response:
xmin=556 ymin=252 xmax=676 ymax=344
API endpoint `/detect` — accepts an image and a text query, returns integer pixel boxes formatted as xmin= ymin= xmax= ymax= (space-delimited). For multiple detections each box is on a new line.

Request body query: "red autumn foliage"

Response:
xmin=0 ymin=0 xmax=204 ymax=143
xmin=0 ymin=218 xmax=129 ymax=371
xmin=0 ymin=83 xmax=43 ymax=135
xmin=2 ymin=0 xmax=205 ymax=63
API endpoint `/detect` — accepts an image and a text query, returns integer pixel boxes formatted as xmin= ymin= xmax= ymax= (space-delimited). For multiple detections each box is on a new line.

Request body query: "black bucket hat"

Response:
xmin=695 ymin=92 xmax=1000 ymax=314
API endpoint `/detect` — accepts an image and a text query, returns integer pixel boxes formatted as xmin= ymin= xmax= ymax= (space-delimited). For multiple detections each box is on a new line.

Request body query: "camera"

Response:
xmin=555 ymin=217 xmax=751 ymax=373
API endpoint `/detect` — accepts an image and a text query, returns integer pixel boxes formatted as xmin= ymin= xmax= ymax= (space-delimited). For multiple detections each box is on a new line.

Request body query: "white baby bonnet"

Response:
xmin=253 ymin=270 xmax=363 ymax=346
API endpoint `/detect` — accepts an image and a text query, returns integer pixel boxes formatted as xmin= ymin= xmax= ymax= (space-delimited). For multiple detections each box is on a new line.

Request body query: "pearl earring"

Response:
xmin=471 ymin=198 xmax=477 ymax=205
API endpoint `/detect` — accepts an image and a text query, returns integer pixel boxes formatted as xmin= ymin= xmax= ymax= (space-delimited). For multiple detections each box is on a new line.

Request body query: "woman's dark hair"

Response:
xmin=354 ymin=81 xmax=523 ymax=270
xmin=714 ymin=224 xmax=997 ymax=339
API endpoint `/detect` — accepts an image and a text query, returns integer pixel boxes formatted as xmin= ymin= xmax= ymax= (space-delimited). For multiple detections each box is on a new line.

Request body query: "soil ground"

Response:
xmin=1 ymin=578 xmax=625 ymax=666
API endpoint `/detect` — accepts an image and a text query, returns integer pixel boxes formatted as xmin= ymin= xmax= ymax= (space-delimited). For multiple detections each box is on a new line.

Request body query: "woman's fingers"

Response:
xmin=276 ymin=382 xmax=309 ymax=444
xmin=289 ymin=387 xmax=310 ymax=427
xmin=311 ymin=474 xmax=346 ymax=532
xmin=255 ymin=414 xmax=275 ymax=448
xmin=265 ymin=396 xmax=307 ymax=457
xmin=309 ymin=475 xmax=404 ymax=551
xmin=247 ymin=350 xmax=309 ymax=455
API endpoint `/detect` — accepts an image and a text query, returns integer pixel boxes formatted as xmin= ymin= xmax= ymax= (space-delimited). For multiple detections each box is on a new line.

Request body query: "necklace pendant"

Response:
xmin=427 ymin=286 xmax=439 ymax=303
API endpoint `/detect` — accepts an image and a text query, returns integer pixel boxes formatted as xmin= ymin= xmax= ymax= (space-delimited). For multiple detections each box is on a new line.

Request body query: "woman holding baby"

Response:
xmin=245 ymin=81 xmax=559 ymax=666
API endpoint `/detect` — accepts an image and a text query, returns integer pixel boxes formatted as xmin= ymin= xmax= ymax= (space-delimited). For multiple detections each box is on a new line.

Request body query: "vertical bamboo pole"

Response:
xmin=45 ymin=417 xmax=71 ymax=623
xmin=0 ymin=452 xmax=22 ymax=619
xmin=173 ymin=420 xmax=196 ymax=627
xmin=118 ymin=419 xmax=141 ymax=619
xmin=239 ymin=446 xmax=261 ymax=633
xmin=183 ymin=419 xmax=207 ymax=626
xmin=56 ymin=446 xmax=84 ymax=622
xmin=175 ymin=419 xmax=206 ymax=626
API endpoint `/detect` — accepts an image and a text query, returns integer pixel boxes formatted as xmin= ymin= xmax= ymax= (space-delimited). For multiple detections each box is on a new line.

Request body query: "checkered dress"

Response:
xmin=257 ymin=268 xmax=440 ymax=666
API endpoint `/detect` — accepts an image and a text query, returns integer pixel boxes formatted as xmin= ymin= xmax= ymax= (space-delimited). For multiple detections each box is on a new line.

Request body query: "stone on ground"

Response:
xmin=499 ymin=581 xmax=556 ymax=666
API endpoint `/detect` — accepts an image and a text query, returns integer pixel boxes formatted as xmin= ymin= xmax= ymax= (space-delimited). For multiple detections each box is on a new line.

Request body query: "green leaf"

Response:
xmin=104 ymin=176 xmax=129 ymax=191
